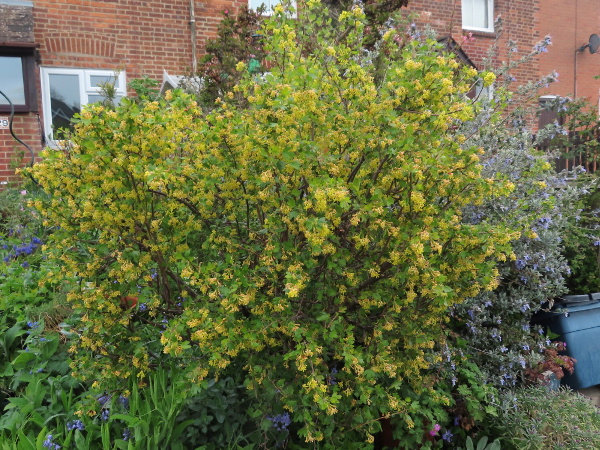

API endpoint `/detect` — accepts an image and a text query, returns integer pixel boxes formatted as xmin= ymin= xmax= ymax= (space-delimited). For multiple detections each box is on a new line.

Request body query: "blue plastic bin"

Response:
xmin=537 ymin=296 xmax=600 ymax=389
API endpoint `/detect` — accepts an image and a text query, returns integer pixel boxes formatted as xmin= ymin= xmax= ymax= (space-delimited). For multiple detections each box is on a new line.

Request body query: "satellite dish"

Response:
xmin=589 ymin=34 xmax=600 ymax=54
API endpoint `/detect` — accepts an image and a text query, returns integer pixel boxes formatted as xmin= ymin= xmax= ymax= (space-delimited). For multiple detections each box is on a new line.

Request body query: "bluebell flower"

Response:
xmin=119 ymin=395 xmax=129 ymax=410
xmin=97 ymin=394 xmax=110 ymax=406
xmin=123 ymin=428 xmax=131 ymax=441
xmin=43 ymin=434 xmax=61 ymax=449
xmin=100 ymin=409 xmax=110 ymax=421
xmin=67 ymin=420 xmax=85 ymax=431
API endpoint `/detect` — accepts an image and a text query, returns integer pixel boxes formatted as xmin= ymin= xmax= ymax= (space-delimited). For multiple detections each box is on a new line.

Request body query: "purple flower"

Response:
xmin=67 ymin=420 xmax=85 ymax=431
xmin=429 ymin=424 xmax=441 ymax=436
xmin=43 ymin=435 xmax=61 ymax=449
xmin=267 ymin=412 xmax=291 ymax=432
xmin=97 ymin=394 xmax=110 ymax=406
xmin=119 ymin=395 xmax=129 ymax=410
xmin=442 ymin=430 xmax=454 ymax=442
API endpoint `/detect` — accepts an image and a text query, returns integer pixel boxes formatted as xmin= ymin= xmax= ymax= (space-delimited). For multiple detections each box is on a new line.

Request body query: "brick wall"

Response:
xmin=405 ymin=0 xmax=540 ymax=86
xmin=1 ymin=0 xmax=36 ymax=185
xmin=2 ymin=0 xmax=249 ymax=184
xmin=538 ymin=0 xmax=600 ymax=105
xmin=1 ymin=0 xmax=598 ymax=184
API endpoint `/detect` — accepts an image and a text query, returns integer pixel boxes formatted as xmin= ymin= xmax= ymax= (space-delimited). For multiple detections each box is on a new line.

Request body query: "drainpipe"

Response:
xmin=190 ymin=0 xmax=197 ymax=73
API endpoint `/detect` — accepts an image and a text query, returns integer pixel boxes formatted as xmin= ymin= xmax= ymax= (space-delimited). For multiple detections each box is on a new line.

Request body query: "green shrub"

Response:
xmin=486 ymin=386 xmax=600 ymax=449
xmin=29 ymin=2 xmax=517 ymax=446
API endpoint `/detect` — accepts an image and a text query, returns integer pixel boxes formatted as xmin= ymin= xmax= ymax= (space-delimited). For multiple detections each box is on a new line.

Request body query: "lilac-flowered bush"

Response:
xmin=449 ymin=88 xmax=581 ymax=388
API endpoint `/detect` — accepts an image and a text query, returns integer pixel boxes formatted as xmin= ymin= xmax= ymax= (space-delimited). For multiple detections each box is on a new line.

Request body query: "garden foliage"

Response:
xmin=541 ymin=96 xmax=600 ymax=294
xmin=28 ymin=1 xmax=518 ymax=446
xmin=485 ymin=386 xmax=600 ymax=449
xmin=452 ymin=103 xmax=579 ymax=388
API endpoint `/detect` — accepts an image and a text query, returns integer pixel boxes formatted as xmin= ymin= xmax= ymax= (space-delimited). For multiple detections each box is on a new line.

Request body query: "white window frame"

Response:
xmin=40 ymin=67 xmax=126 ymax=143
xmin=475 ymin=81 xmax=494 ymax=102
xmin=249 ymin=0 xmax=296 ymax=16
xmin=462 ymin=0 xmax=494 ymax=33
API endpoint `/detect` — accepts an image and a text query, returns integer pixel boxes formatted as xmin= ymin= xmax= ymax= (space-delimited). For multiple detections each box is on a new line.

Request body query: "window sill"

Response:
xmin=462 ymin=27 xmax=496 ymax=38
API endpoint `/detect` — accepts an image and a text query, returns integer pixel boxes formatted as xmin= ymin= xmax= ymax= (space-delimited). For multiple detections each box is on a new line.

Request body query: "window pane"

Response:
xmin=0 ymin=56 xmax=26 ymax=105
xmin=249 ymin=0 xmax=272 ymax=12
xmin=473 ymin=0 xmax=489 ymax=28
xmin=90 ymin=74 xmax=120 ymax=89
xmin=462 ymin=0 xmax=474 ymax=28
xmin=49 ymin=73 xmax=81 ymax=139
xmin=463 ymin=0 xmax=490 ymax=29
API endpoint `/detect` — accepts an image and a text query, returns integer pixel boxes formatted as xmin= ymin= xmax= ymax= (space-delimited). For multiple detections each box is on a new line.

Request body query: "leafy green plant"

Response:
xmin=175 ymin=371 xmax=260 ymax=449
xmin=28 ymin=1 xmax=517 ymax=447
xmin=484 ymin=386 xmax=600 ymax=449
xmin=461 ymin=435 xmax=501 ymax=450
xmin=195 ymin=6 xmax=267 ymax=108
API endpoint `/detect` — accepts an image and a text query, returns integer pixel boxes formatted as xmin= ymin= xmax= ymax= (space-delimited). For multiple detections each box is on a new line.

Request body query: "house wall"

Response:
xmin=1 ymin=0 xmax=246 ymax=185
xmin=406 ymin=0 xmax=541 ymax=100
xmin=1 ymin=0 xmax=599 ymax=185
xmin=538 ymin=0 xmax=600 ymax=106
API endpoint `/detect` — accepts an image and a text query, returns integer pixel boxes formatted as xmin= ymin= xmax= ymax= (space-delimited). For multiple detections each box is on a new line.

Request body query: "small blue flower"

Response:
xmin=67 ymin=419 xmax=85 ymax=431
xmin=100 ymin=409 xmax=110 ymax=421
xmin=442 ymin=430 xmax=454 ymax=442
xmin=267 ymin=412 xmax=291 ymax=432
xmin=119 ymin=395 xmax=129 ymax=410
xmin=123 ymin=428 xmax=131 ymax=441
xmin=43 ymin=434 xmax=61 ymax=449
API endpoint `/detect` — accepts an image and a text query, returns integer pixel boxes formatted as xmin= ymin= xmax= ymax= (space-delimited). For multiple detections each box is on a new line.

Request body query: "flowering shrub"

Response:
xmin=29 ymin=2 xmax=518 ymax=446
xmin=449 ymin=73 xmax=581 ymax=389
